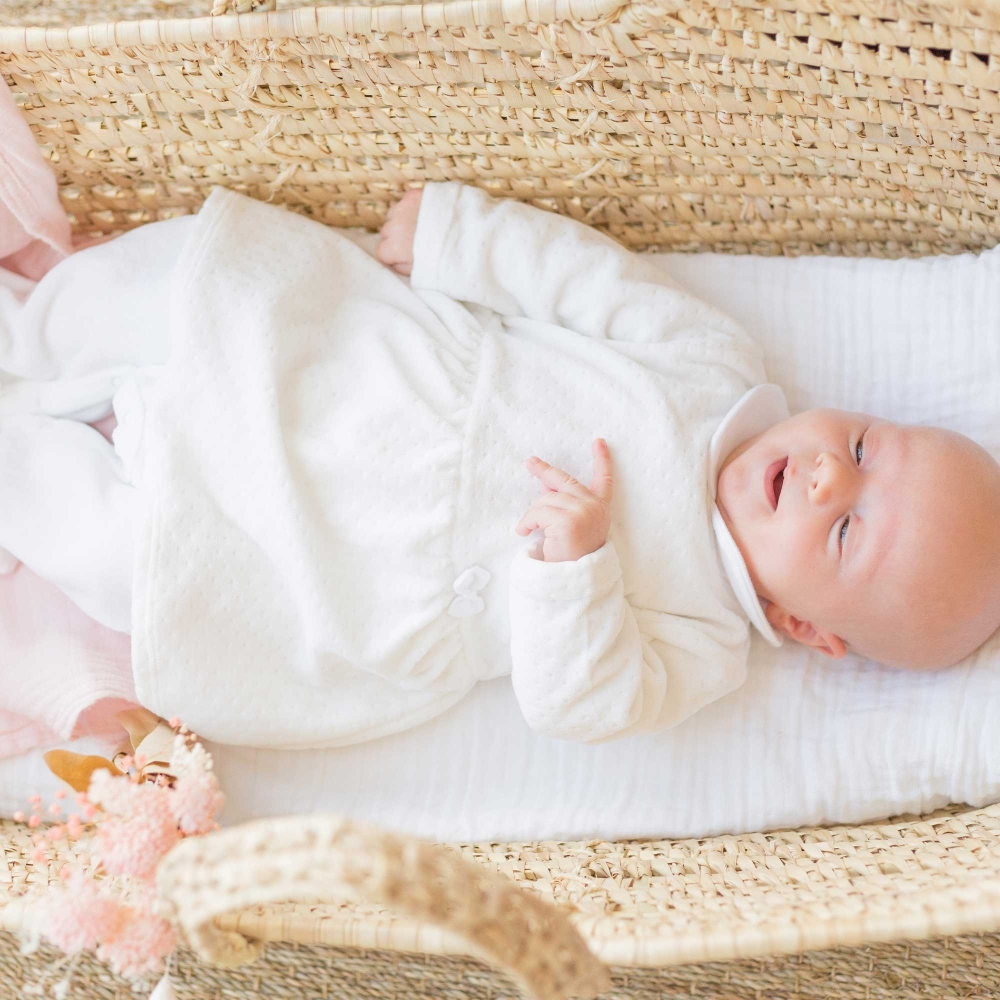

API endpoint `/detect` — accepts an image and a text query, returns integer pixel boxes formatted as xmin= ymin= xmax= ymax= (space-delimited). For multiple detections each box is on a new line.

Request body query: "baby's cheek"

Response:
xmin=754 ymin=525 xmax=805 ymax=607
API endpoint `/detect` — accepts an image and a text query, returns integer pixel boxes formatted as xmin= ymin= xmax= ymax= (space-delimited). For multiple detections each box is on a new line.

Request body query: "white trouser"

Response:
xmin=0 ymin=215 xmax=193 ymax=633
xmin=0 ymin=414 xmax=136 ymax=632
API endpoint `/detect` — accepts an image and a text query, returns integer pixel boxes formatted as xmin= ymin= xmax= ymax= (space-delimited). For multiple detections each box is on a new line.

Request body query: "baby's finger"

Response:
xmin=589 ymin=438 xmax=613 ymax=504
xmin=514 ymin=502 xmax=572 ymax=536
xmin=526 ymin=456 xmax=590 ymax=499
xmin=527 ymin=491 xmax=577 ymax=515
xmin=514 ymin=493 xmax=576 ymax=534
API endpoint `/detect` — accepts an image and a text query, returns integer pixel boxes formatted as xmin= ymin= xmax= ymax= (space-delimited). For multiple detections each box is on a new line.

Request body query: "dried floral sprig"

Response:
xmin=14 ymin=714 xmax=224 ymax=994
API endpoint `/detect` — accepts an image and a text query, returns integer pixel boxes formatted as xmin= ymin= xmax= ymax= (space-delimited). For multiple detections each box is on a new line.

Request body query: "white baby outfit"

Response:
xmin=0 ymin=183 xmax=785 ymax=748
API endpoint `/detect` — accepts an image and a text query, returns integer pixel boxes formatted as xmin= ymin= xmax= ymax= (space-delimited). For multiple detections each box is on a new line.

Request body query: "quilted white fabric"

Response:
xmin=132 ymin=184 xmax=768 ymax=747
xmin=4 ymin=232 xmax=1000 ymax=841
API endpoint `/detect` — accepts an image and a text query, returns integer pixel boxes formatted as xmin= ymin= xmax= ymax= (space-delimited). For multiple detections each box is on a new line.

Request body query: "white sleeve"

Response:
xmin=409 ymin=182 xmax=745 ymax=346
xmin=508 ymin=541 xmax=750 ymax=743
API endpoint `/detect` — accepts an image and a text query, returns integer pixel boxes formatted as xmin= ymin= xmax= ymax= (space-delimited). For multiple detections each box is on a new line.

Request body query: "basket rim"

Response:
xmin=4 ymin=0 xmax=1000 ymax=54
xmin=211 ymin=874 xmax=1000 ymax=968
xmin=0 ymin=0 xmax=628 ymax=52
xmin=8 ymin=804 xmax=1000 ymax=971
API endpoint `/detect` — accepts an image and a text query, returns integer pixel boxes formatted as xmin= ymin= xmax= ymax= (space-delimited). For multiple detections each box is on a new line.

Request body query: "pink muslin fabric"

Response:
xmin=0 ymin=74 xmax=137 ymax=758
xmin=0 ymin=79 xmax=72 ymax=277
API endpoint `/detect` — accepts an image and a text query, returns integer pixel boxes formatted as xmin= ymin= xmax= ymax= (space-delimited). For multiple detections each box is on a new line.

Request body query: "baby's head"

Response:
xmin=716 ymin=409 xmax=1000 ymax=669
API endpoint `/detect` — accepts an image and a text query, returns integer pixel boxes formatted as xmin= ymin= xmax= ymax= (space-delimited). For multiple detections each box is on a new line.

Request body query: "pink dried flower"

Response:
xmin=168 ymin=717 xmax=180 ymax=729
xmin=31 ymin=846 xmax=46 ymax=863
xmin=87 ymin=769 xmax=138 ymax=816
xmin=169 ymin=737 xmax=224 ymax=835
xmin=40 ymin=875 xmax=127 ymax=955
xmin=13 ymin=811 xmax=24 ymax=823
xmin=95 ymin=786 xmax=181 ymax=880
xmin=32 ymin=720 xmax=221 ymax=988
xmin=96 ymin=906 xmax=175 ymax=979
xmin=171 ymin=777 xmax=224 ymax=835
xmin=28 ymin=795 xmax=41 ymax=805
xmin=55 ymin=789 xmax=66 ymax=800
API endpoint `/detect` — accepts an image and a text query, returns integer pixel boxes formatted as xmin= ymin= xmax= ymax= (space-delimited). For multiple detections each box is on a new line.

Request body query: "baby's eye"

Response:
xmin=855 ymin=435 xmax=865 ymax=465
xmin=840 ymin=516 xmax=850 ymax=548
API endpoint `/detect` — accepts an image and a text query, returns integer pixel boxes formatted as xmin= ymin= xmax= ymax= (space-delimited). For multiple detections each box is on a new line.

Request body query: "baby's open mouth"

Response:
xmin=764 ymin=457 xmax=788 ymax=511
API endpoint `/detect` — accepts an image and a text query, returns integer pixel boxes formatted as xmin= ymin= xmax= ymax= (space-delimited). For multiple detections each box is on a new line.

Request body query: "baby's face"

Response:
xmin=716 ymin=409 xmax=1000 ymax=667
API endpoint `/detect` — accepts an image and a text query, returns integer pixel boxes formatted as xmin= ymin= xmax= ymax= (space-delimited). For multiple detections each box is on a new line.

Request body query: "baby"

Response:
xmin=1 ymin=181 xmax=999 ymax=749
xmin=379 ymin=191 xmax=1000 ymax=675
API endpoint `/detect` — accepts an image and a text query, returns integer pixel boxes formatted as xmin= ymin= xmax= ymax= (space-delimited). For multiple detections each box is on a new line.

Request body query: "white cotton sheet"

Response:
xmin=3 ymin=234 xmax=1000 ymax=842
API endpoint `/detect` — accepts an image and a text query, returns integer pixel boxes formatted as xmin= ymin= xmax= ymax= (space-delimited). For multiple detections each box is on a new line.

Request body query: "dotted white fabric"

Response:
xmin=131 ymin=184 xmax=767 ymax=748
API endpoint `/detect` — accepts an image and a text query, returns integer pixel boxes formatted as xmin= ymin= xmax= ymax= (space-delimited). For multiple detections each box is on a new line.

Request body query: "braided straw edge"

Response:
xmin=4 ymin=0 xmax=1000 ymax=53
xmin=0 ymin=0 xmax=628 ymax=51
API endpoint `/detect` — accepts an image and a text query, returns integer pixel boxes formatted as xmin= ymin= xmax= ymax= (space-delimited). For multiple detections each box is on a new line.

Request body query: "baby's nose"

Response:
xmin=809 ymin=452 xmax=846 ymax=505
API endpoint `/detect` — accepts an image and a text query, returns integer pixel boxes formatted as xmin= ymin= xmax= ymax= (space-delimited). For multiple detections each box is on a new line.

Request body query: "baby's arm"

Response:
xmin=509 ymin=541 xmax=667 ymax=742
xmin=377 ymin=183 xmax=746 ymax=347
xmin=507 ymin=436 xmax=651 ymax=741
xmin=510 ymin=554 xmax=749 ymax=743
xmin=508 ymin=440 xmax=748 ymax=742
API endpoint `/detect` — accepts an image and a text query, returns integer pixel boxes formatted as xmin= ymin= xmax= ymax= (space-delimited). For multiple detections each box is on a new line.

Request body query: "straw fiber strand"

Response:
xmin=3 ymin=0 xmax=1000 ymax=255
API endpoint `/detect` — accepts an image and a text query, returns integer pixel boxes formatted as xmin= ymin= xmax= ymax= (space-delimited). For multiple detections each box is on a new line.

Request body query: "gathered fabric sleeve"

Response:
xmin=408 ymin=181 xmax=748 ymax=347
xmin=507 ymin=541 xmax=749 ymax=743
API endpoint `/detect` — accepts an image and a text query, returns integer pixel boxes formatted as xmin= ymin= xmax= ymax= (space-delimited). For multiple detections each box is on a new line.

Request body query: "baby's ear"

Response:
xmin=764 ymin=603 xmax=847 ymax=659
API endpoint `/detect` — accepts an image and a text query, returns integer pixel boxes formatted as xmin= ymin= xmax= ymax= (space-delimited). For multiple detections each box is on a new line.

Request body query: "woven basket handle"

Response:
xmin=157 ymin=814 xmax=610 ymax=1000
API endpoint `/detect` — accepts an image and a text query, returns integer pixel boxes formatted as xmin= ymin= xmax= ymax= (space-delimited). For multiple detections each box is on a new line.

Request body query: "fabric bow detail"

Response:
xmin=448 ymin=566 xmax=491 ymax=618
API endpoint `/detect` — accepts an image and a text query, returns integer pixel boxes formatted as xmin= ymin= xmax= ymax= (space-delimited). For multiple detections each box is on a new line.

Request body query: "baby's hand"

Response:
xmin=376 ymin=189 xmax=423 ymax=276
xmin=515 ymin=439 xmax=613 ymax=562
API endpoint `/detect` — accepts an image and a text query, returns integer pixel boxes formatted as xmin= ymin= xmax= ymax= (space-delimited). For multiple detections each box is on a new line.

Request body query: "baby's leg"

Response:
xmin=0 ymin=414 xmax=135 ymax=633
xmin=1 ymin=215 xmax=192 ymax=381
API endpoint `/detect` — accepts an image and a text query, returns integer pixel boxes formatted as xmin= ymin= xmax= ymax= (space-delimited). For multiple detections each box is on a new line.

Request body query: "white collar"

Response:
xmin=708 ymin=384 xmax=790 ymax=647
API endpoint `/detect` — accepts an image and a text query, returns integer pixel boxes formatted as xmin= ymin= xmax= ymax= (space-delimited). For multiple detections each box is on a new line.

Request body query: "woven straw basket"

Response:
xmin=5 ymin=0 xmax=1000 ymax=997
